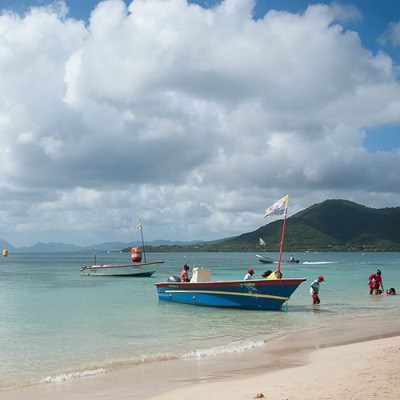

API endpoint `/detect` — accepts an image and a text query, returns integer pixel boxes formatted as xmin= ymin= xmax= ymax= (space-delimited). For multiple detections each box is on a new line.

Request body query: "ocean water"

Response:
xmin=0 ymin=251 xmax=399 ymax=389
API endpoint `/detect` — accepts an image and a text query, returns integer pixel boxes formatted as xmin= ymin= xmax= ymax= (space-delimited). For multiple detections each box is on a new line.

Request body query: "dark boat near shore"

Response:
xmin=256 ymin=254 xmax=274 ymax=264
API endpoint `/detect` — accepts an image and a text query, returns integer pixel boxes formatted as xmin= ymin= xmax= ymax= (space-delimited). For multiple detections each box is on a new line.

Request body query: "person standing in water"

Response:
xmin=310 ymin=275 xmax=325 ymax=305
xmin=368 ymin=269 xmax=383 ymax=294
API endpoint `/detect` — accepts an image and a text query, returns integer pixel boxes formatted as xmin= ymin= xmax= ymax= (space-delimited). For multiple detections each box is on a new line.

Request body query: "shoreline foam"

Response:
xmin=2 ymin=313 xmax=400 ymax=399
xmin=149 ymin=335 xmax=400 ymax=400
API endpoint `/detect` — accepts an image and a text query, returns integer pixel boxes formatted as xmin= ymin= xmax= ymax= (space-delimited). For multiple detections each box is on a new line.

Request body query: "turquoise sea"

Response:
xmin=0 ymin=251 xmax=399 ymax=390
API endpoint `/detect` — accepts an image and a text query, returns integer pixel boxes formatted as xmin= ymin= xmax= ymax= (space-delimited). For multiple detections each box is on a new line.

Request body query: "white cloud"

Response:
xmin=379 ymin=21 xmax=400 ymax=47
xmin=0 ymin=0 xmax=399 ymax=246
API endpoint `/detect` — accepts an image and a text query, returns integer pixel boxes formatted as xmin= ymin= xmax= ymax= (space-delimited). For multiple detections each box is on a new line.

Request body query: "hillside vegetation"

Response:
xmin=140 ymin=200 xmax=400 ymax=252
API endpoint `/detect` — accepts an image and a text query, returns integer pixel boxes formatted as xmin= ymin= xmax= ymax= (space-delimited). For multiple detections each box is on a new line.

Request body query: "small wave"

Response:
xmin=182 ymin=339 xmax=265 ymax=359
xmin=302 ymin=261 xmax=337 ymax=265
xmin=34 ymin=368 xmax=108 ymax=385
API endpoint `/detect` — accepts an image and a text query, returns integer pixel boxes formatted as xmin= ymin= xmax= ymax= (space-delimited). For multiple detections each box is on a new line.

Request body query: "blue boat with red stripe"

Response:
xmin=155 ymin=273 xmax=306 ymax=310
xmin=155 ymin=195 xmax=306 ymax=311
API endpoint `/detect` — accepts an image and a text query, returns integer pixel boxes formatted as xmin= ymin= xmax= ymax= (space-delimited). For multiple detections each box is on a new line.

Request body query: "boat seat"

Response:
xmin=190 ymin=267 xmax=212 ymax=283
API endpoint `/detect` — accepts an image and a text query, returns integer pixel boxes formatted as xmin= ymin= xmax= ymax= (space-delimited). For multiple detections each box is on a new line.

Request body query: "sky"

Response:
xmin=0 ymin=0 xmax=399 ymax=247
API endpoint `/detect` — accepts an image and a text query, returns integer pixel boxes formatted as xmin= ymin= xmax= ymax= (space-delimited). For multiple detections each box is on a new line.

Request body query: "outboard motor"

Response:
xmin=167 ymin=275 xmax=181 ymax=282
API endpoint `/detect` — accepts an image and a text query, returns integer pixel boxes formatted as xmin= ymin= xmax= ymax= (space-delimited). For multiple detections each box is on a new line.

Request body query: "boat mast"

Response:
xmin=262 ymin=194 xmax=289 ymax=278
xmin=138 ymin=219 xmax=147 ymax=263
xmin=276 ymin=214 xmax=287 ymax=277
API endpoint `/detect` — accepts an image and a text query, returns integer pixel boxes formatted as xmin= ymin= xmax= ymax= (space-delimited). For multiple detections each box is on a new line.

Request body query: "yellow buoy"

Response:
xmin=2 ymin=248 xmax=8 ymax=257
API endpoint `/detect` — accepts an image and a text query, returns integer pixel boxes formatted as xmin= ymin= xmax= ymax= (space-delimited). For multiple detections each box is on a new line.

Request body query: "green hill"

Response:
xmin=143 ymin=199 xmax=400 ymax=252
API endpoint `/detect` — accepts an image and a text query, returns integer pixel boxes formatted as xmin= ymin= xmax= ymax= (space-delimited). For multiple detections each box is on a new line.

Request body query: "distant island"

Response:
xmin=2 ymin=200 xmax=400 ymax=253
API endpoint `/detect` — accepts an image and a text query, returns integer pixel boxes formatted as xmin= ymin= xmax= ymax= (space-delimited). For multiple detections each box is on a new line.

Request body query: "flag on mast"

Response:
xmin=263 ymin=195 xmax=289 ymax=218
xmin=135 ymin=219 xmax=146 ymax=262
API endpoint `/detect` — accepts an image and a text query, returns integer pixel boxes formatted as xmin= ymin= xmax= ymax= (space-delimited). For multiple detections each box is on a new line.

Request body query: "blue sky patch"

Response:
xmin=364 ymin=124 xmax=400 ymax=152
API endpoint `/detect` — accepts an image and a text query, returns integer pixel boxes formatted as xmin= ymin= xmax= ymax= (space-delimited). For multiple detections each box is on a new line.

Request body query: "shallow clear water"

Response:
xmin=0 ymin=251 xmax=399 ymax=388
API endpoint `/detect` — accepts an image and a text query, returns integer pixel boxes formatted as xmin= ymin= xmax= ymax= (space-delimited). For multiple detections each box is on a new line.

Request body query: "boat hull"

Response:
xmin=81 ymin=261 xmax=164 ymax=277
xmin=258 ymin=258 xmax=274 ymax=264
xmin=155 ymin=278 xmax=306 ymax=310
xmin=256 ymin=254 xmax=274 ymax=264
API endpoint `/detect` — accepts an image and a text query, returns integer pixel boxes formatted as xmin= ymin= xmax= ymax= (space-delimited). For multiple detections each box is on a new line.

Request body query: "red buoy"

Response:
xmin=130 ymin=246 xmax=142 ymax=262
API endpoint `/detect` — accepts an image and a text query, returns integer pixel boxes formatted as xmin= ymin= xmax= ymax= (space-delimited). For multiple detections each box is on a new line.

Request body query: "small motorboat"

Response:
xmin=256 ymin=254 xmax=274 ymax=264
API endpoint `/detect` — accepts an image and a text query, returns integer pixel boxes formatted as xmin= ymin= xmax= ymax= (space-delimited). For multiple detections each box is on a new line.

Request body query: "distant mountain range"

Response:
xmin=1 ymin=200 xmax=399 ymax=253
xmin=0 ymin=238 xmax=202 ymax=253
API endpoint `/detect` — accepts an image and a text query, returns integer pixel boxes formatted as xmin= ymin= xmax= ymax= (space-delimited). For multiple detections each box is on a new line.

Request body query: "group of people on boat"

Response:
xmin=244 ymin=268 xmax=282 ymax=280
xmin=244 ymin=268 xmax=322 ymax=304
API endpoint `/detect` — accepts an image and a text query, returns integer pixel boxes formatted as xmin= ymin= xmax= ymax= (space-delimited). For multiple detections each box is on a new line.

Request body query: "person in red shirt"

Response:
xmin=180 ymin=264 xmax=190 ymax=282
xmin=369 ymin=269 xmax=383 ymax=294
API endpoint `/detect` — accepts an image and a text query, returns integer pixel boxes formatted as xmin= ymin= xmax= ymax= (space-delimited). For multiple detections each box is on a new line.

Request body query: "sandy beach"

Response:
xmin=3 ymin=315 xmax=400 ymax=400
xmin=149 ymin=335 xmax=400 ymax=400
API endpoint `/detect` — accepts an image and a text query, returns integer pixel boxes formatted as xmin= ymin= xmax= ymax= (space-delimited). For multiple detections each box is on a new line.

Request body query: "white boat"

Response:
xmin=81 ymin=219 xmax=164 ymax=277
xmin=81 ymin=260 xmax=164 ymax=276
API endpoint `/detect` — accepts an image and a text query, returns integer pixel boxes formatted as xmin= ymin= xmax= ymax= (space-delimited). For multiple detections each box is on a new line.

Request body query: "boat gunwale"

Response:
xmin=155 ymin=277 xmax=306 ymax=288
xmin=81 ymin=260 xmax=164 ymax=271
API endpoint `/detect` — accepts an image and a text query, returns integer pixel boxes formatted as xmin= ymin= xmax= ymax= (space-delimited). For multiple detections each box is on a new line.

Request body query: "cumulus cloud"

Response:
xmin=0 ymin=0 xmax=399 ymax=246
xmin=379 ymin=20 xmax=400 ymax=47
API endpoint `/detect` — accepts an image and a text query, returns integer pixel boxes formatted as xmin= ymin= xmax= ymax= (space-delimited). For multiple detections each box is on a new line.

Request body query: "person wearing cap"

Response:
xmin=243 ymin=268 xmax=255 ymax=281
xmin=180 ymin=264 xmax=190 ymax=282
xmin=368 ymin=269 xmax=383 ymax=295
xmin=310 ymin=275 xmax=325 ymax=305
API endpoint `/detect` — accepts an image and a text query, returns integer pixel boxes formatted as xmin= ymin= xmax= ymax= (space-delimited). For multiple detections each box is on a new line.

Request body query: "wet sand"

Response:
xmin=150 ymin=334 xmax=400 ymax=400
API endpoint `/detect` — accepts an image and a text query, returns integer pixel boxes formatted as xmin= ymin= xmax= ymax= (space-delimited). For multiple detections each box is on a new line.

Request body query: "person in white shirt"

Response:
xmin=243 ymin=268 xmax=255 ymax=280
xmin=310 ymin=275 xmax=325 ymax=304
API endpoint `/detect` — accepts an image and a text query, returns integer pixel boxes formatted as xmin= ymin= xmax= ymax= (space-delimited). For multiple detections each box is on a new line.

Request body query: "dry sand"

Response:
xmin=3 ymin=316 xmax=400 ymax=399
xmin=149 ymin=335 xmax=400 ymax=400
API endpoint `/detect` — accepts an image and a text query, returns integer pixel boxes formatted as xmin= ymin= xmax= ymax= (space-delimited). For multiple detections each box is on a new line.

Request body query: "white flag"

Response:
xmin=263 ymin=195 xmax=289 ymax=218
